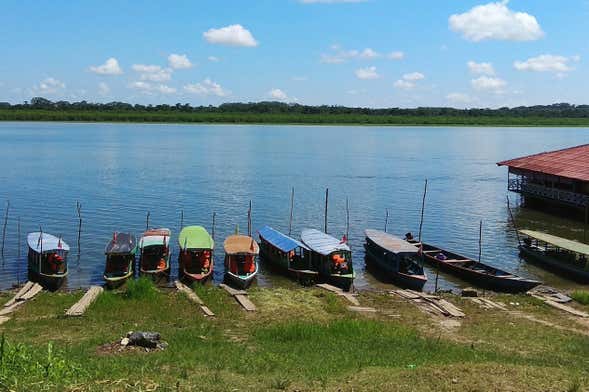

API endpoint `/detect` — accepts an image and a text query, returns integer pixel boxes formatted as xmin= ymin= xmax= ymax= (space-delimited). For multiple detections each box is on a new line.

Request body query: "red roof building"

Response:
xmin=497 ymin=144 xmax=589 ymax=211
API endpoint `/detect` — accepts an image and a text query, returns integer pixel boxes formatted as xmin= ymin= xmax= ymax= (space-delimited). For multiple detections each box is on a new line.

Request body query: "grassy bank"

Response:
xmin=2 ymin=109 xmax=589 ymax=126
xmin=1 ymin=280 xmax=589 ymax=391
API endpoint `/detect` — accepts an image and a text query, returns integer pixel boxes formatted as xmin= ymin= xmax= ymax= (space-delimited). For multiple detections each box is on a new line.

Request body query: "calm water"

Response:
xmin=0 ymin=122 xmax=588 ymax=292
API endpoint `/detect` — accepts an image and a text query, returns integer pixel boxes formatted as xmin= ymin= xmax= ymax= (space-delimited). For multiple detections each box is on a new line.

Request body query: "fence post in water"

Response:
xmin=288 ymin=187 xmax=295 ymax=236
xmin=478 ymin=220 xmax=483 ymax=263
xmin=146 ymin=211 xmax=150 ymax=231
xmin=212 ymin=212 xmax=216 ymax=241
xmin=418 ymin=179 xmax=427 ymax=243
xmin=180 ymin=210 xmax=184 ymax=230
xmin=247 ymin=200 xmax=252 ymax=237
xmin=346 ymin=197 xmax=350 ymax=240
xmin=324 ymin=188 xmax=329 ymax=234
xmin=384 ymin=209 xmax=389 ymax=233
xmin=76 ymin=201 xmax=82 ymax=263
xmin=1 ymin=200 xmax=9 ymax=259
xmin=17 ymin=216 xmax=20 ymax=285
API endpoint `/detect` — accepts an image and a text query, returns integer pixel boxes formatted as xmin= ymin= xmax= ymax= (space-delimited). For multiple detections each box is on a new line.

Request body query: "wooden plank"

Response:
xmin=480 ymin=298 xmax=508 ymax=311
xmin=4 ymin=281 xmax=34 ymax=307
xmin=341 ymin=293 xmax=360 ymax=306
xmin=531 ymin=294 xmax=589 ymax=318
xmin=0 ymin=301 xmax=24 ymax=317
xmin=0 ymin=316 xmax=10 ymax=325
xmin=175 ymin=281 xmax=204 ymax=305
xmin=65 ymin=286 xmax=103 ymax=317
xmin=219 ymin=283 xmax=247 ymax=297
xmin=393 ymin=290 xmax=421 ymax=300
xmin=234 ymin=294 xmax=256 ymax=311
xmin=200 ymin=305 xmax=215 ymax=317
xmin=437 ymin=299 xmax=465 ymax=318
xmin=347 ymin=306 xmax=377 ymax=313
xmin=20 ymin=283 xmax=43 ymax=301
xmin=316 ymin=283 xmax=344 ymax=294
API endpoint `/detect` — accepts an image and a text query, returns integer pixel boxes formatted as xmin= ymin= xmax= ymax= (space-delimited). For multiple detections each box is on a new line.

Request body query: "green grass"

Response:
xmin=571 ymin=290 xmax=589 ymax=305
xmin=1 ymin=287 xmax=589 ymax=391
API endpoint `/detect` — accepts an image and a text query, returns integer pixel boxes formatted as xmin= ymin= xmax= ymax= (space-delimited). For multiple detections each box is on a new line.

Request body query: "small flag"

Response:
xmin=57 ymin=236 xmax=62 ymax=249
xmin=340 ymin=234 xmax=348 ymax=244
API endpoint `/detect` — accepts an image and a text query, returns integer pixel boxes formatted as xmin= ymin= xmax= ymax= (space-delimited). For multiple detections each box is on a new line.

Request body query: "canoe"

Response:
xmin=364 ymin=229 xmax=427 ymax=291
xmin=301 ymin=229 xmax=354 ymax=291
xmin=178 ymin=226 xmax=214 ymax=283
xmin=258 ymin=226 xmax=318 ymax=285
xmin=139 ymin=228 xmax=171 ymax=282
xmin=518 ymin=230 xmax=589 ymax=283
xmin=411 ymin=241 xmax=541 ymax=293
xmin=104 ymin=232 xmax=137 ymax=287
xmin=224 ymin=234 xmax=259 ymax=289
xmin=27 ymin=232 xmax=69 ymax=290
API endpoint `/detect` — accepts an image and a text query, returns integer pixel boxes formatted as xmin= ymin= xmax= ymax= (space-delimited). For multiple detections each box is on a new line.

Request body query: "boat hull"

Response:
xmin=519 ymin=245 xmax=589 ymax=283
xmin=139 ymin=267 xmax=171 ymax=284
xmin=260 ymin=246 xmax=318 ymax=286
xmin=180 ymin=262 xmax=214 ymax=284
xmin=224 ymin=269 xmax=257 ymax=289
xmin=326 ymin=272 xmax=354 ymax=292
xmin=364 ymin=246 xmax=427 ymax=291
xmin=27 ymin=269 xmax=67 ymax=291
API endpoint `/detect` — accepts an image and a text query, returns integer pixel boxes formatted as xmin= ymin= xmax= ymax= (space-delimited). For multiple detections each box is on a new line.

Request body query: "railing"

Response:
xmin=508 ymin=178 xmax=589 ymax=207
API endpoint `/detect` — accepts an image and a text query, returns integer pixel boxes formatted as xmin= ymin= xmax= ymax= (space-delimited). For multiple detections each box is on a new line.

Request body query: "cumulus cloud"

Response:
xmin=89 ymin=58 xmax=123 ymax=75
xmin=402 ymin=72 xmax=425 ymax=81
xmin=168 ymin=54 xmax=192 ymax=69
xmin=208 ymin=56 xmax=220 ymax=62
xmin=203 ymin=24 xmax=258 ymax=47
xmin=129 ymin=81 xmax=176 ymax=94
xmin=355 ymin=66 xmax=379 ymax=80
xmin=98 ymin=82 xmax=110 ymax=96
xmin=184 ymin=79 xmax=229 ymax=97
xmin=393 ymin=72 xmax=425 ymax=90
xmin=33 ymin=77 xmax=66 ymax=94
xmin=449 ymin=1 xmax=544 ymax=42
xmin=388 ymin=51 xmax=405 ymax=60
xmin=467 ymin=61 xmax=495 ymax=75
xmin=359 ymin=48 xmax=380 ymax=59
xmin=321 ymin=46 xmax=400 ymax=63
xmin=132 ymin=64 xmax=173 ymax=82
xmin=514 ymin=54 xmax=575 ymax=73
xmin=268 ymin=88 xmax=288 ymax=100
xmin=292 ymin=76 xmax=308 ymax=81
xmin=393 ymin=80 xmax=414 ymax=90
xmin=471 ymin=76 xmax=507 ymax=93
xmin=131 ymin=64 xmax=161 ymax=73
xmin=446 ymin=92 xmax=474 ymax=105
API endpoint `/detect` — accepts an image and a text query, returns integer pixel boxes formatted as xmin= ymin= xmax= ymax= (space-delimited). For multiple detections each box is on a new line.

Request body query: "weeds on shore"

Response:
xmin=571 ymin=290 xmax=589 ymax=305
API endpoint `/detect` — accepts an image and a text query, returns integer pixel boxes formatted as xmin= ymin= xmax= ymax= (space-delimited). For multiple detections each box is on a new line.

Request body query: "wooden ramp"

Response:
xmin=65 ymin=286 xmax=103 ymax=317
xmin=316 ymin=283 xmax=360 ymax=306
xmin=0 ymin=282 xmax=44 ymax=325
xmin=175 ymin=281 xmax=215 ymax=317
xmin=220 ymin=284 xmax=256 ymax=312
xmin=393 ymin=289 xmax=465 ymax=318
xmin=467 ymin=297 xmax=508 ymax=311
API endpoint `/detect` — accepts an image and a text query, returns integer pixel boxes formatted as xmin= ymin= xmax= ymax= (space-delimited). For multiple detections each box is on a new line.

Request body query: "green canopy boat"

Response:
xmin=178 ymin=226 xmax=214 ymax=283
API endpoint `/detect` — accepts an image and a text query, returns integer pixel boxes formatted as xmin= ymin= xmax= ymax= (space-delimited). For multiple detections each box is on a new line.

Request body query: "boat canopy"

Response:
xmin=520 ymin=230 xmax=589 ymax=256
xmin=178 ymin=226 xmax=214 ymax=250
xmin=27 ymin=232 xmax=70 ymax=253
xmin=258 ymin=226 xmax=309 ymax=253
xmin=140 ymin=228 xmax=171 ymax=248
xmin=105 ymin=232 xmax=137 ymax=255
xmin=301 ymin=228 xmax=350 ymax=256
xmin=365 ymin=229 xmax=418 ymax=255
xmin=224 ymin=235 xmax=259 ymax=255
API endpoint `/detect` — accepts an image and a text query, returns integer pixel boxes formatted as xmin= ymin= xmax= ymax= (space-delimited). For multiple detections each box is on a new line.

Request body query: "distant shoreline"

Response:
xmin=2 ymin=110 xmax=589 ymax=127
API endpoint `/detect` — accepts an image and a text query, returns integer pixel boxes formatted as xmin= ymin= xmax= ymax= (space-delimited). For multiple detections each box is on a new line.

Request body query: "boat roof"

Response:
xmin=301 ymin=228 xmax=350 ymax=256
xmin=365 ymin=229 xmax=418 ymax=255
xmin=224 ymin=235 xmax=259 ymax=255
xmin=140 ymin=228 xmax=171 ymax=248
xmin=178 ymin=226 xmax=214 ymax=250
xmin=520 ymin=230 xmax=589 ymax=256
xmin=258 ymin=226 xmax=308 ymax=253
xmin=27 ymin=232 xmax=70 ymax=253
xmin=105 ymin=232 xmax=137 ymax=255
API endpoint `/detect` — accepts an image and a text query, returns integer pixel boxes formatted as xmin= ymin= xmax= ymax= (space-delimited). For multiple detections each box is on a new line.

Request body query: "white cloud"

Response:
xmin=449 ymin=1 xmax=544 ymax=42
xmin=471 ymin=76 xmax=507 ymax=93
xmin=168 ymin=54 xmax=193 ymax=69
xmin=132 ymin=64 xmax=173 ymax=82
xmin=467 ymin=61 xmax=495 ymax=75
xmin=208 ymin=56 xmax=220 ymax=62
xmin=33 ymin=77 xmax=66 ymax=94
xmin=129 ymin=81 xmax=176 ymax=94
xmin=203 ymin=24 xmax=258 ymax=47
xmin=393 ymin=80 xmax=414 ymax=90
xmin=299 ymin=0 xmax=366 ymax=3
xmin=184 ymin=79 xmax=229 ymax=97
xmin=387 ymin=51 xmax=405 ymax=60
xmin=98 ymin=82 xmax=110 ymax=96
xmin=355 ymin=66 xmax=379 ymax=80
xmin=89 ymin=58 xmax=123 ymax=75
xmin=359 ymin=48 xmax=380 ymax=59
xmin=514 ymin=54 xmax=575 ymax=73
xmin=402 ymin=72 xmax=425 ymax=81
xmin=446 ymin=92 xmax=474 ymax=105
xmin=394 ymin=72 xmax=425 ymax=90
xmin=268 ymin=88 xmax=288 ymax=100
xmin=321 ymin=46 xmax=389 ymax=63
xmin=131 ymin=64 xmax=161 ymax=73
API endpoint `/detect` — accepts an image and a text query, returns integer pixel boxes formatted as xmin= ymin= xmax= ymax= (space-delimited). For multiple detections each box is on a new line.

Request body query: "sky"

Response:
xmin=0 ymin=0 xmax=587 ymax=108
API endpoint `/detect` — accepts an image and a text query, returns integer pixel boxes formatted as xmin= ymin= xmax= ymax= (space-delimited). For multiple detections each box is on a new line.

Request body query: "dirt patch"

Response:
xmin=96 ymin=341 xmax=167 ymax=356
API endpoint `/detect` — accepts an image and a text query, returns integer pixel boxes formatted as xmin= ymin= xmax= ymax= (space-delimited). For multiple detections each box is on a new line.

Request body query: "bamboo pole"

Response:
xmin=418 ymin=179 xmax=427 ymax=243
xmin=212 ymin=212 xmax=216 ymax=241
xmin=384 ymin=209 xmax=389 ymax=233
xmin=247 ymin=200 xmax=252 ymax=237
xmin=584 ymin=203 xmax=588 ymax=244
xmin=506 ymin=196 xmax=521 ymax=245
xmin=288 ymin=187 xmax=294 ymax=236
xmin=478 ymin=220 xmax=483 ymax=264
xmin=16 ymin=216 xmax=20 ymax=285
xmin=346 ymin=197 xmax=350 ymax=240
xmin=145 ymin=211 xmax=150 ymax=231
xmin=180 ymin=209 xmax=184 ymax=230
xmin=1 ymin=200 xmax=9 ymax=258
xmin=76 ymin=201 xmax=82 ymax=263
xmin=324 ymin=188 xmax=329 ymax=234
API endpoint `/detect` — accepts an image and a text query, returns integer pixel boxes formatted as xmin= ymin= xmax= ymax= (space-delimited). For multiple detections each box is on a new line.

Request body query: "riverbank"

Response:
xmin=1 ymin=280 xmax=588 ymax=391
xmin=2 ymin=109 xmax=589 ymax=126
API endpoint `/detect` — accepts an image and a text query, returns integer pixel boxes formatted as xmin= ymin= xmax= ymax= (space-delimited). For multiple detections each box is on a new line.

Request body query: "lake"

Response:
xmin=0 ymin=122 xmax=588 ymax=292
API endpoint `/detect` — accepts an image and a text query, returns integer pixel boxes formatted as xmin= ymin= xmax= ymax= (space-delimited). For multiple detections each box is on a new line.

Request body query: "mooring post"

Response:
xmin=180 ymin=209 xmax=184 ymax=230
xmin=146 ymin=211 xmax=150 ymax=231
xmin=324 ymin=188 xmax=329 ymax=234
xmin=212 ymin=212 xmax=216 ymax=240
xmin=584 ymin=203 xmax=588 ymax=243
xmin=288 ymin=187 xmax=294 ymax=236
xmin=384 ymin=209 xmax=389 ymax=233
xmin=346 ymin=197 xmax=350 ymax=240
xmin=76 ymin=201 xmax=82 ymax=263
xmin=247 ymin=200 xmax=252 ymax=237
xmin=1 ymin=200 xmax=9 ymax=259
xmin=16 ymin=216 xmax=20 ymax=285
xmin=478 ymin=220 xmax=483 ymax=264
xmin=418 ymin=179 xmax=427 ymax=243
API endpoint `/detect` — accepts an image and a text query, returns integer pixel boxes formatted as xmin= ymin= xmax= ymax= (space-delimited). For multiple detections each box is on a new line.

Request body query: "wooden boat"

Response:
xmin=410 ymin=240 xmax=541 ymax=293
xmin=258 ymin=226 xmax=318 ymax=285
xmin=178 ymin=226 xmax=214 ymax=283
xmin=104 ymin=232 xmax=137 ymax=287
xmin=27 ymin=232 xmax=69 ymax=290
xmin=301 ymin=229 xmax=354 ymax=291
xmin=364 ymin=229 xmax=427 ymax=290
xmin=224 ymin=234 xmax=259 ymax=289
xmin=139 ymin=228 xmax=171 ymax=282
xmin=518 ymin=230 xmax=589 ymax=282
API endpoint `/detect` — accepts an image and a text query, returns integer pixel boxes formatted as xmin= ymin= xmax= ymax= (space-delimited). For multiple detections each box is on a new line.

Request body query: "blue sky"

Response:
xmin=0 ymin=0 xmax=587 ymax=108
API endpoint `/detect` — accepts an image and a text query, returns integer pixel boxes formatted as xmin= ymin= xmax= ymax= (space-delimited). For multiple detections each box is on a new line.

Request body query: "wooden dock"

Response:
xmin=65 ymin=286 xmax=103 ymax=317
xmin=316 ymin=283 xmax=360 ymax=306
xmin=0 ymin=281 xmax=44 ymax=325
xmin=220 ymin=284 xmax=256 ymax=312
xmin=175 ymin=281 xmax=215 ymax=317
xmin=393 ymin=289 xmax=465 ymax=318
